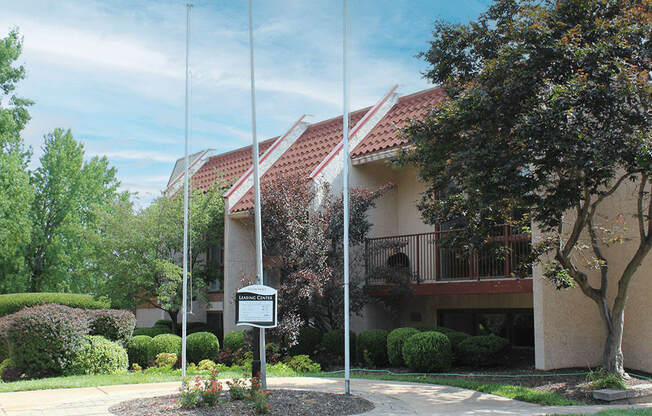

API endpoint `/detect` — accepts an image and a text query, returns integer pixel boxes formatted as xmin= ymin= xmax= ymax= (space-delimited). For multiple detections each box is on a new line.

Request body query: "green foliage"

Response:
xmin=401 ymin=331 xmax=452 ymax=372
xmin=226 ymin=376 xmax=247 ymax=400
xmin=0 ymin=358 xmax=14 ymax=377
xmin=150 ymin=334 xmax=182 ymax=357
xmin=133 ymin=326 xmax=171 ymax=337
xmin=186 ymin=332 xmax=220 ymax=364
xmin=0 ymin=292 xmax=109 ymax=317
xmin=284 ymin=355 xmax=321 ymax=373
xmin=457 ymin=335 xmax=510 ymax=367
xmin=178 ymin=378 xmax=203 ymax=408
xmin=357 ymin=329 xmax=389 ymax=368
xmin=387 ymin=327 xmax=419 ymax=367
xmin=66 ymin=336 xmax=128 ymax=375
xmin=93 ymin=183 xmax=225 ymax=330
xmin=197 ymin=359 xmax=217 ymax=372
xmin=154 ymin=320 xmax=172 ymax=329
xmin=126 ymin=336 xmax=154 ymax=368
xmin=154 ymin=353 xmax=177 ymax=368
xmin=289 ymin=326 xmax=322 ymax=357
xmin=321 ymin=329 xmax=356 ymax=361
xmin=88 ymin=309 xmax=135 ymax=345
xmin=223 ymin=330 xmax=246 ymax=352
xmin=587 ymin=370 xmax=627 ymax=390
xmin=5 ymin=304 xmax=89 ymax=377
xmin=446 ymin=331 xmax=472 ymax=362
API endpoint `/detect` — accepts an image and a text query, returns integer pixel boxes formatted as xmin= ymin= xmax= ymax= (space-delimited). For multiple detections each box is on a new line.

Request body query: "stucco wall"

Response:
xmin=533 ymin=180 xmax=652 ymax=372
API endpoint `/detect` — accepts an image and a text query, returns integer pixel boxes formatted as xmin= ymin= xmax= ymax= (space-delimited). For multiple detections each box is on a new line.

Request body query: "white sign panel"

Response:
xmin=236 ymin=285 xmax=277 ymax=328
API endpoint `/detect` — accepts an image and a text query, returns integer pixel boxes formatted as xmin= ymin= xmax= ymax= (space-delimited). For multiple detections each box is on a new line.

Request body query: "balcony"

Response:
xmin=364 ymin=225 xmax=532 ymax=295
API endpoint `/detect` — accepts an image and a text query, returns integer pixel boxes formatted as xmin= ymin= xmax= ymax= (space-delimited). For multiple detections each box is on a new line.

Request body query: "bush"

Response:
xmin=457 ymin=335 xmax=510 ymax=367
xmin=357 ymin=329 xmax=389 ymax=368
xmin=587 ymin=370 xmax=627 ymax=390
xmin=417 ymin=326 xmax=455 ymax=335
xmin=0 ymin=293 xmax=109 ymax=317
xmin=187 ymin=332 xmax=220 ymax=364
xmin=402 ymin=331 xmax=452 ymax=372
xmin=0 ymin=316 xmax=11 ymax=362
xmin=154 ymin=352 xmax=178 ymax=368
xmin=0 ymin=358 xmax=22 ymax=382
xmin=88 ymin=309 xmax=136 ymax=345
xmin=197 ymin=359 xmax=217 ymax=372
xmin=285 ymin=355 xmax=321 ymax=373
xmin=289 ymin=327 xmax=322 ymax=356
xmin=446 ymin=331 xmax=471 ymax=362
xmin=154 ymin=319 xmax=172 ymax=328
xmin=66 ymin=335 xmax=128 ymax=375
xmin=223 ymin=330 xmax=246 ymax=352
xmin=5 ymin=304 xmax=89 ymax=377
xmin=321 ymin=329 xmax=356 ymax=361
xmin=387 ymin=327 xmax=419 ymax=367
xmin=186 ymin=322 xmax=210 ymax=335
xmin=133 ymin=326 xmax=172 ymax=337
xmin=151 ymin=334 xmax=182 ymax=356
xmin=127 ymin=335 xmax=154 ymax=368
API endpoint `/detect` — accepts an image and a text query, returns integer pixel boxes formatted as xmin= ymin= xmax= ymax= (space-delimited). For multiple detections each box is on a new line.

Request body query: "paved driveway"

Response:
xmin=0 ymin=377 xmax=650 ymax=416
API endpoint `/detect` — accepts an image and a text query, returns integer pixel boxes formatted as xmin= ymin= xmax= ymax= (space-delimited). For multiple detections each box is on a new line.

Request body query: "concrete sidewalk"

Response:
xmin=0 ymin=377 xmax=650 ymax=415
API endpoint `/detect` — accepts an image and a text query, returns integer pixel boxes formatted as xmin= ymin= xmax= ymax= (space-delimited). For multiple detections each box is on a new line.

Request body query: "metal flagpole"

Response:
xmin=181 ymin=2 xmax=192 ymax=379
xmin=342 ymin=0 xmax=351 ymax=396
xmin=248 ymin=0 xmax=267 ymax=389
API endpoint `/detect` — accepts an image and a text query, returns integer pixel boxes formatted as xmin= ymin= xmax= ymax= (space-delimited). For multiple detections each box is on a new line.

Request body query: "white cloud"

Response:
xmin=87 ymin=150 xmax=178 ymax=163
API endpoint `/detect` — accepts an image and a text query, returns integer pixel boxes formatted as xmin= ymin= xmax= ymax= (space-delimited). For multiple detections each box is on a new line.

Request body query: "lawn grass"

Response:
xmin=549 ymin=409 xmax=652 ymax=416
xmin=333 ymin=373 xmax=582 ymax=406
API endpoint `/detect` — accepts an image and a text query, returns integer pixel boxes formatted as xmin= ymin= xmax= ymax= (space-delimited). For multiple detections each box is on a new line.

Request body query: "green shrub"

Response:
xmin=321 ymin=329 xmax=356 ymax=360
xmin=154 ymin=319 xmax=172 ymax=328
xmin=0 ymin=358 xmax=13 ymax=375
xmin=223 ymin=330 xmax=246 ymax=352
xmin=285 ymin=355 xmax=321 ymax=373
xmin=154 ymin=352 xmax=178 ymax=368
xmin=185 ymin=322 xmax=210 ymax=335
xmin=187 ymin=332 xmax=220 ymax=364
xmin=126 ymin=335 xmax=154 ymax=367
xmin=6 ymin=304 xmax=89 ymax=377
xmin=446 ymin=331 xmax=472 ymax=362
xmin=402 ymin=331 xmax=452 ymax=372
xmin=0 ymin=293 xmax=109 ymax=317
xmin=0 ymin=316 xmax=11 ymax=362
xmin=133 ymin=326 xmax=172 ymax=337
xmin=197 ymin=359 xmax=217 ymax=372
xmin=88 ymin=309 xmax=136 ymax=345
xmin=587 ymin=370 xmax=627 ymax=390
xmin=357 ymin=329 xmax=389 ymax=368
xmin=289 ymin=327 xmax=322 ymax=356
xmin=387 ymin=327 xmax=419 ymax=367
xmin=417 ymin=326 xmax=455 ymax=335
xmin=457 ymin=335 xmax=510 ymax=367
xmin=66 ymin=335 xmax=128 ymax=375
xmin=151 ymin=334 xmax=182 ymax=356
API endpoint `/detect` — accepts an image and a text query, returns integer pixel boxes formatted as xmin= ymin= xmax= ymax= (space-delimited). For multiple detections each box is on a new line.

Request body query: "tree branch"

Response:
xmin=637 ymin=174 xmax=648 ymax=242
xmin=588 ymin=216 xmax=609 ymax=296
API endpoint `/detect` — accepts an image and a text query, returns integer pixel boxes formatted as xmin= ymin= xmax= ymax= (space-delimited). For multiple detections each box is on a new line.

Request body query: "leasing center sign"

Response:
xmin=236 ymin=285 xmax=278 ymax=328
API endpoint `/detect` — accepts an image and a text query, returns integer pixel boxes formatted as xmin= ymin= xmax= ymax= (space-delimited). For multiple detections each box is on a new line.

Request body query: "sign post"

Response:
xmin=236 ymin=285 xmax=278 ymax=383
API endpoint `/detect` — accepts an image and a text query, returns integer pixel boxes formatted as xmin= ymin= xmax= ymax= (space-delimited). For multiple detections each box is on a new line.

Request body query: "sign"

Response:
xmin=235 ymin=285 xmax=277 ymax=328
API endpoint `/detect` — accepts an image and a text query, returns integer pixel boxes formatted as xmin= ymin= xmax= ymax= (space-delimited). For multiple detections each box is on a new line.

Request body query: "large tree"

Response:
xmin=0 ymin=30 xmax=34 ymax=291
xmin=27 ymin=128 xmax=123 ymax=292
xmin=257 ymin=175 xmax=391 ymax=344
xmin=403 ymin=0 xmax=650 ymax=375
xmin=95 ymin=183 xmax=225 ymax=332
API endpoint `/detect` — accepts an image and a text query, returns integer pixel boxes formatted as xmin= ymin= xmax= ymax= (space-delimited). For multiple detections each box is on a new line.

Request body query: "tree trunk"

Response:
xmin=603 ymin=309 xmax=625 ymax=376
xmin=167 ymin=310 xmax=179 ymax=335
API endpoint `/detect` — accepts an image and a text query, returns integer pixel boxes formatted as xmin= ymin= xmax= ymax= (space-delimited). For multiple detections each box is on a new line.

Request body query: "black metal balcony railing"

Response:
xmin=364 ymin=225 xmax=532 ymax=285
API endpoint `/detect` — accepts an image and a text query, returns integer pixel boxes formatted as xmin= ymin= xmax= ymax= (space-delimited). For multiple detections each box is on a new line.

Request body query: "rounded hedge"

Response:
xmin=151 ymin=334 xmax=182 ymax=356
xmin=446 ymin=331 xmax=472 ymax=362
xmin=133 ymin=326 xmax=172 ymax=337
xmin=457 ymin=335 xmax=510 ymax=367
xmin=66 ymin=335 xmax=128 ymax=375
xmin=357 ymin=329 xmax=389 ymax=367
xmin=402 ymin=331 xmax=452 ymax=372
xmin=187 ymin=332 xmax=220 ymax=363
xmin=88 ymin=309 xmax=136 ymax=345
xmin=6 ymin=304 xmax=89 ymax=377
xmin=321 ymin=329 xmax=356 ymax=360
xmin=154 ymin=319 xmax=173 ymax=328
xmin=223 ymin=330 xmax=246 ymax=352
xmin=387 ymin=327 xmax=419 ymax=367
xmin=289 ymin=327 xmax=322 ymax=356
xmin=0 ymin=293 xmax=109 ymax=317
xmin=127 ymin=335 xmax=154 ymax=367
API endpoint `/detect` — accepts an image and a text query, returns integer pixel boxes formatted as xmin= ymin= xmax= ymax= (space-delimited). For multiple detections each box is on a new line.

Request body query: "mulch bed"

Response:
xmin=109 ymin=390 xmax=374 ymax=416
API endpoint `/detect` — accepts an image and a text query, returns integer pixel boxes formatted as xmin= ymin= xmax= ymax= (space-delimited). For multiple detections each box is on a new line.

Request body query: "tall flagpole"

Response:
xmin=248 ymin=0 xmax=267 ymax=389
xmin=342 ymin=0 xmax=351 ymax=396
xmin=181 ymin=2 xmax=193 ymax=379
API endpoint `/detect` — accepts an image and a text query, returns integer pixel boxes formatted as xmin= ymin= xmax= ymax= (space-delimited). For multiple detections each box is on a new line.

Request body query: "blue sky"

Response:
xmin=2 ymin=0 xmax=490 ymax=206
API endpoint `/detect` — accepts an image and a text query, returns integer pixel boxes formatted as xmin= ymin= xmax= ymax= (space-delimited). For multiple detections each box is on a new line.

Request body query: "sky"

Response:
xmin=2 ymin=0 xmax=491 ymax=207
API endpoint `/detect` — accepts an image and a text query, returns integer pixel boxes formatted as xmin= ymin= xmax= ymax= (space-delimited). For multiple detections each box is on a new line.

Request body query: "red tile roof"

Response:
xmin=351 ymin=87 xmax=446 ymax=157
xmin=191 ymin=138 xmax=276 ymax=192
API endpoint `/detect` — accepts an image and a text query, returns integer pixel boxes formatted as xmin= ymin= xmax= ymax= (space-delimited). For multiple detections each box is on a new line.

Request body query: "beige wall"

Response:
xmin=533 ymin=179 xmax=652 ymax=372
